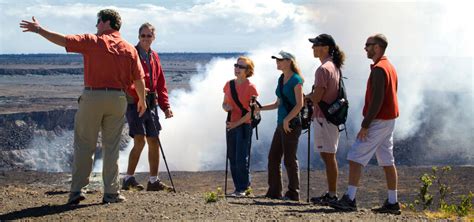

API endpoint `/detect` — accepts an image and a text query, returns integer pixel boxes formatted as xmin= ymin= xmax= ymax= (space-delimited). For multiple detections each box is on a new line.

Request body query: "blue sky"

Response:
xmin=0 ymin=0 xmax=472 ymax=54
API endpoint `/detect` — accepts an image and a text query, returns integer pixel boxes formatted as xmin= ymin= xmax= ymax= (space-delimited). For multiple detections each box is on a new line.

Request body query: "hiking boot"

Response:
xmin=121 ymin=176 xmax=144 ymax=191
xmin=102 ymin=193 xmax=126 ymax=204
xmin=264 ymin=191 xmax=282 ymax=200
xmin=67 ymin=191 xmax=85 ymax=205
xmin=372 ymin=199 xmax=401 ymax=215
xmin=310 ymin=192 xmax=338 ymax=206
xmin=329 ymin=194 xmax=357 ymax=211
xmin=146 ymin=180 xmax=173 ymax=192
xmin=284 ymin=190 xmax=300 ymax=201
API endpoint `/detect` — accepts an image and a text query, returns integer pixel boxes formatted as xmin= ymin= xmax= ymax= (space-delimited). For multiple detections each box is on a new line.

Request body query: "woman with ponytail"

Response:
xmin=306 ymin=34 xmax=345 ymax=205
xmin=257 ymin=50 xmax=304 ymax=201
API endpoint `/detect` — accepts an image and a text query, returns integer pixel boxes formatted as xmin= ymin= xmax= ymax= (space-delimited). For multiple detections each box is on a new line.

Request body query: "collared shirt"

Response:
xmin=65 ymin=30 xmax=144 ymax=89
xmin=126 ymin=46 xmax=170 ymax=111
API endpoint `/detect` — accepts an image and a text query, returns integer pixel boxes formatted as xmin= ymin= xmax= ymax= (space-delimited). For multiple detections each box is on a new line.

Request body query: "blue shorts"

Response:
xmin=125 ymin=104 xmax=161 ymax=138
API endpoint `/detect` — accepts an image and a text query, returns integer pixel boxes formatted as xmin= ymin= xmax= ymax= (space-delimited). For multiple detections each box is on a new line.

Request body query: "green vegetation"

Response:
xmin=409 ymin=166 xmax=473 ymax=220
xmin=204 ymin=187 xmax=224 ymax=203
xmin=244 ymin=187 xmax=253 ymax=196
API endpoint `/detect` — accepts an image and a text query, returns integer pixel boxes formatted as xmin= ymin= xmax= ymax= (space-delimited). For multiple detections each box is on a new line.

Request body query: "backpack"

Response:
xmin=228 ymin=80 xmax=262 ymax=139
xmin=317 ymin=70 xmax=349 ymax=131
xmin=278 ymin=74 xmax=313 ymax=130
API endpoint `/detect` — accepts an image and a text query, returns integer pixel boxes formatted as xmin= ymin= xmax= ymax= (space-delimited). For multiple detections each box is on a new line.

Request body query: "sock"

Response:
xmin=347 ymin=185 xmax=357 ymax=201
xmin=149 ymin=176 xmax=159 ymax=183
xmin=388 ymin=190 xmax=398 ymax=204
xmin=124 ymin=174 xmax=133 ymax=181
xmin=328 ymin=191 xmax=337 ymax=197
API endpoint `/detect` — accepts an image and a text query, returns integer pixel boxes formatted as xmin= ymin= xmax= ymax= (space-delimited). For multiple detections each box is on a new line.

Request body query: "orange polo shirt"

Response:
xmin=65 ymin=30 xmax=144 ymax=89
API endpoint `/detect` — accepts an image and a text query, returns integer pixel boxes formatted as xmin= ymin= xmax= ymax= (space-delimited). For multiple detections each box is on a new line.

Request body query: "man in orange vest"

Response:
xmin=330 ymin=34 xmax=401 ymax=215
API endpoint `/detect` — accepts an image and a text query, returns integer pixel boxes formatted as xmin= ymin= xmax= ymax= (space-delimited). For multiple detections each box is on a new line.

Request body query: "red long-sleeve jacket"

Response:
xmin=126 ymin=48 xmax=170 ymax=111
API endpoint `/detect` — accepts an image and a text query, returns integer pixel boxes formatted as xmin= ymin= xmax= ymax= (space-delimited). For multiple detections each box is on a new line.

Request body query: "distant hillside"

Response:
xmin=0 ymin=53 xmax=242 ymax=76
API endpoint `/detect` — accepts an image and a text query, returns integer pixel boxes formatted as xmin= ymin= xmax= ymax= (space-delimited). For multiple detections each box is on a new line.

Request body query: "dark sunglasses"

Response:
xmin=97 ymin=18 xmax=101 ymax=25
xmin=365 ymin=42 xmax=377 ymax=47
xmin=140 ymin=34 xmax=153 ymax=38
xmin=234 ymin=64 xmax=248 ymax=69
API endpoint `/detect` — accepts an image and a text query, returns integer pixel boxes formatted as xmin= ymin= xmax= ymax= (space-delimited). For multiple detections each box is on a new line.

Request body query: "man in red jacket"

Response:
xmin=330 ymin=34 xmax=401 ymax=215
xmin=122 ymin=22 xmax=174 ymax=192
xmin=20 ymin=9 xmax=147 ymax=204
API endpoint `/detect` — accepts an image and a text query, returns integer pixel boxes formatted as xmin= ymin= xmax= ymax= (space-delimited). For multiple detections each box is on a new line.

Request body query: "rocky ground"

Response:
xmin=0 ymin=166 xmax=472 ymax=221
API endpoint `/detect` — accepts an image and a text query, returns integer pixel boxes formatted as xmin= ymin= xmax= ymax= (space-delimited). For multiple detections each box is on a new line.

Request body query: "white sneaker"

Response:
xmin=230 ymin=191 xmax=246 ymax=197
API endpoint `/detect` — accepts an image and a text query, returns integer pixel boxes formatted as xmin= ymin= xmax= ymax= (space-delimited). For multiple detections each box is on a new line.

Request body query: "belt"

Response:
xmin=84 ymin=87 xmax=122 ymax=91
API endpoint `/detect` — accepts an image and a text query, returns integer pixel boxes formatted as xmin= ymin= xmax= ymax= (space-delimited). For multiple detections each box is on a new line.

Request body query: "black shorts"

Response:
xmin=125 ymin=104 xmax=161 ymax=138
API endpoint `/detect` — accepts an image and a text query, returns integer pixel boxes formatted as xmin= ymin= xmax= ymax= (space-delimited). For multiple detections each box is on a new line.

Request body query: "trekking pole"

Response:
xmin=156 ymin=137 xmax=176 ymax=193
xmin=306 ymin=98 xmax=314 ymax=203
xmin=224 ymin=112 xmax=231 ymax=196
xmin=151 ymin=106 xmax=176 ymax=193
xmin=307 ymin=122 xmax=311 ymax=202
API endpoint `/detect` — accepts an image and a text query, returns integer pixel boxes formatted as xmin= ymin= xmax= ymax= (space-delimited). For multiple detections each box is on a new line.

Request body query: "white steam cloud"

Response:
xmin=2 ymin=0 xmax=472 ymax=171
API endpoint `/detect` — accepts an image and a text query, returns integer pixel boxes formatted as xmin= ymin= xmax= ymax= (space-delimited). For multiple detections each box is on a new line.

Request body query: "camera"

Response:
xmin=146 ymin=92 xmax=157 ymax=109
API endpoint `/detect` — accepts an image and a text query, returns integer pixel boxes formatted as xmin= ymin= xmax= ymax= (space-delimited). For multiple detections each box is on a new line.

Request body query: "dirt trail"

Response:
xmin=1 ymin=166 xmax=472 ymax=220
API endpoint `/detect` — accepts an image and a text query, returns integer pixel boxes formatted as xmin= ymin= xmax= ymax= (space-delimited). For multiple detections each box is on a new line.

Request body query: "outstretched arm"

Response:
xmin=20 ymin=16 xmax=66 ymax=47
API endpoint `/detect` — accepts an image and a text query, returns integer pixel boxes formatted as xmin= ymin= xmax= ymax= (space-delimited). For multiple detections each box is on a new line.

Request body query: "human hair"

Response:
xmin=330 ymin=45 xmax=345 ymax=69
xmin=289 ymin=59 xmax=304 ymax=83
xmin=371 ymin=33 xmax=388 ymax=50
xmin=139 ymin=22 xmax=155 ymax=35
xmin=238 ymin=56 xmax=254 ymax=77
xmin=97 ymin=9 xmax=122 ymax=31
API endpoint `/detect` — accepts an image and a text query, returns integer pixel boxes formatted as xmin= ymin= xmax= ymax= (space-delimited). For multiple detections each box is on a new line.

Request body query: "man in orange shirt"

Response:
xmin=330 ymin=34 xmax=401 ymax=214
xmin=20 ymin=9 xmax=147 ymax=204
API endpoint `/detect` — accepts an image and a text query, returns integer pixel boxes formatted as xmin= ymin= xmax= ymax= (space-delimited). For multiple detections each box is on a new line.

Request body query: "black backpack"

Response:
xmin=228 ymin=80 xmax=262 ymax=139
xmin=278 ymin=74 xmax=313 ymax=130
xmin=317 ymin=70 xmax=349 ymax=131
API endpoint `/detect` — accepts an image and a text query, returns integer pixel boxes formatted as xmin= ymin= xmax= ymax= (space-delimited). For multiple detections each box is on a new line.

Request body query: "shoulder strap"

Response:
xmin=338 ymin=69 xmax=347 ymax=100
xmin=229 ymin=80 xmax=248 ymax=117
xmin=278 ymin=74 xmax=295 ymax=113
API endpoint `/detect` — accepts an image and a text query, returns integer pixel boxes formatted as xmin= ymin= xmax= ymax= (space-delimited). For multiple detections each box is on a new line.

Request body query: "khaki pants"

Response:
xmin=70 ymin=90 xmax=127 ymax=194
xmin=267 ymin=125 xmax=302 ymax=198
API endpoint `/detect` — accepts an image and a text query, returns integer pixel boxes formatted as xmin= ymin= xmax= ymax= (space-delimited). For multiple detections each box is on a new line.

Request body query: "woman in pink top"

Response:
xmin=222 ymin=56 xmax=258 ymax=197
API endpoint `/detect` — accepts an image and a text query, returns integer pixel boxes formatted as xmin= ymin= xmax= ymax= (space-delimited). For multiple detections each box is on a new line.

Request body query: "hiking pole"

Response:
xmin=224 ymin=112 xmax=231 ymax=196
xmin=156 ymin=136 xmax=176 ymax=193
xmin=306 ymin=99 xmax=314 ymax=203
xmin=307 ymin=121 xmax=311 ymax=203
xmin=151 ymin=106 xmax=176 ymax=193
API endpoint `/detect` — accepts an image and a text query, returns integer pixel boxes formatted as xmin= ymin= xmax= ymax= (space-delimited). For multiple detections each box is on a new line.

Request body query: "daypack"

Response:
xmin=278 ymin=74 xmax=313 ymax=130
xmin=229 ymin=80 xmax=262 ymax=139
xmin=317 ymin=70 xmax=349 ymax=131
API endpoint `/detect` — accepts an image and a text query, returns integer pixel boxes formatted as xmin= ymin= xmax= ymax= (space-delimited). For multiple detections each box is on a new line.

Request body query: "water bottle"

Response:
xmin=328 ymin=98 xmax=345 ymax=114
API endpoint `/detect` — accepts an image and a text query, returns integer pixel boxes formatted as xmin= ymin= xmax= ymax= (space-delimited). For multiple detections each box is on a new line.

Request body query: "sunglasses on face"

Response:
xmin=140 ymin=34 xmax=153 ymax=38
xmin=234 ymin=64 xmax=248 ymax=69
xmin=97 ymin=18 xmax=101 ymax=25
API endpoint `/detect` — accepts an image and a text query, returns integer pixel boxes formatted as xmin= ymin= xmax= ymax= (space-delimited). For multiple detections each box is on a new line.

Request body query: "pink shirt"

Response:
xmin=314 ymin=58 xmax=340 ymax=118
xmin=223 ymin=79 xmax=258 ymax=123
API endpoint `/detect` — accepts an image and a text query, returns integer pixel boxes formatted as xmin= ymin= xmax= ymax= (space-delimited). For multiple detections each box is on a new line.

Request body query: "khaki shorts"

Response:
xmin=347 ymin=119 xmax=395 ymax=166
xmin=313 ymin=117 xmax=340 ymax=154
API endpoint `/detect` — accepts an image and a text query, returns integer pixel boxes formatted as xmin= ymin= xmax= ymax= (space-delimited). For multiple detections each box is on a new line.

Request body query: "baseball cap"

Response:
xmin=271 ymin=50 xmax=295 ymax=60
xmin=309 ymin=34 xmax=336 ymax=46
